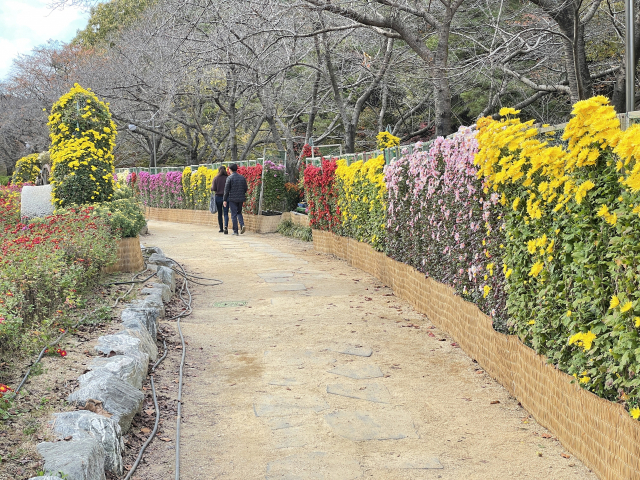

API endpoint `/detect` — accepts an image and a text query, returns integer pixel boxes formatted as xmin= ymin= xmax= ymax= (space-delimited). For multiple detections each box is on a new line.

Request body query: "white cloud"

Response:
xmin=0 ymin=0 xmax=90 ymax=80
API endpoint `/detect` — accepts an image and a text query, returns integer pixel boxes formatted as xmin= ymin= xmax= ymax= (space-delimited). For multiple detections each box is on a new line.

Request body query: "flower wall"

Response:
xmin=303 ymin=159 xmax=340 ymax=231
xmin=303 ymin=98 xmax=640 ymax=419
xmin=335 ymin=155 xmax=387 ymax=251
xmin=475 ymin=97 xmax=640 ymax=419
xmin=385 ymin=127 xmax=506 ymax=326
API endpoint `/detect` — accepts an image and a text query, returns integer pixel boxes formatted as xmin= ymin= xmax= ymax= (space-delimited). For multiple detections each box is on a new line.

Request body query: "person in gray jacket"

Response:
xmin=223 ymin=163 xmax=248 ymax=235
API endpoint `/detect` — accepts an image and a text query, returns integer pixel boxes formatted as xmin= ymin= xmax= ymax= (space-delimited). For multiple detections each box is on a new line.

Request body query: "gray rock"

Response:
xmin=324 ymin=410 xmax=418 ymax=441
xmin=143 ymin=246 xmax=163 ymax=256
xmin=131 ymin=294 xmax=165 ymax=319
xmin=21 ymin=185 xmax=54 ymax=219
xmin=121 ymin=307 xmax=159 ymax=339
xmin=68 ymin=371 xmax=145 ymax=433
xmin=82 ymin=351 xmax=149 ymax=390
xmin=326 ymin=383 xmax=391 ymax=404
xmin=156 ymin=266 xmax=176 ymax=293
xmin=141 ymin=286 xmax=170 ymax=303
xmin=37 ymin=437 xmax=106 ymax=480
xmin=94 ymin=329 xmax=158 ymax=362
xmin=147 ymin=253 xmax=172 ymax=267
xmin=139 ymin=223 xmax=149 ymax=235
xmin=51 ymin=410 xmax=124 ymax=475
xmin=150 ymin=283 xmax=171 ymax=302
xmin=327 ymin=365 xmax=384 ymax=379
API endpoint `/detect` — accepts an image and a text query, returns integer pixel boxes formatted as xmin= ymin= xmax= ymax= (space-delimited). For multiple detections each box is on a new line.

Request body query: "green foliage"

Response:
xmin=277 ymin=220 xmax=313 ymax=242
xmin=74 ymin=0 xmax=156 ymax=47
xmin=11 ymin=153 xmax=40 ymax=184
xmin=48 ymin=84 xmax=117 ymax=207
xmin=92 ymin=198 xmax=146 ymax=238
xmin=0 ymin=176 xmax=10 ymax=186
xmin=262 ymin=161 xmax=287 ymax=212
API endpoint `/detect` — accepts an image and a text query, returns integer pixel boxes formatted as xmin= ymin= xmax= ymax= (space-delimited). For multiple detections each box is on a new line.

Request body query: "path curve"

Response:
xmin=139 ymin=220 xmax=597 ymax=480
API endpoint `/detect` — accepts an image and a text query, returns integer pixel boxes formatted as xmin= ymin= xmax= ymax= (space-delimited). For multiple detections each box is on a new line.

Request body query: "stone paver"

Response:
xmin=138 ymin=221 xmax=599 ymax=480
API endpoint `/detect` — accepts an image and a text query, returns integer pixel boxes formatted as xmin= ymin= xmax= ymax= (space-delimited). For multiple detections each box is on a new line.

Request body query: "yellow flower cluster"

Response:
xmin=11 ymin=153 xmax=41 ymax=184
xmin=190 ymin=166 xmax=216 ymax=209
xmin=335 ymin=155 xmax=387 ymax=250
xmin=568 ymin=331 xmax=596 ymax=351
xmin=48 ymin=84 xmax=116 ymax=206
xmin=376 ymin=131 xmax=400 ymax=150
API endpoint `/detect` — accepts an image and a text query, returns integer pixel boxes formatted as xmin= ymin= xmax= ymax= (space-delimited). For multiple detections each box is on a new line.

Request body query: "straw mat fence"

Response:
xmin=313 ymin=229 xmax=640 ymax=480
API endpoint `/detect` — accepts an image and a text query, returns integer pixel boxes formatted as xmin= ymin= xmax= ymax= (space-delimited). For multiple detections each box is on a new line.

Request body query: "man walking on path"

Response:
xmin=223 ymin=163 xmax=248 ymax=235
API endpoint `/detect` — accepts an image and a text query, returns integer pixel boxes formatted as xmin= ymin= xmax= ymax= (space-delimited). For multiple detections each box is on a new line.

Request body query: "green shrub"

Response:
xmin=93 ymin=198 xmax=146 ymax=238
xmin=11 ymin=153 xmax=40 ymax=184
xmin=277 ymin=220 xmax=312 ymax=242
xmin=0 ymin=176 xmax=9 ymax=186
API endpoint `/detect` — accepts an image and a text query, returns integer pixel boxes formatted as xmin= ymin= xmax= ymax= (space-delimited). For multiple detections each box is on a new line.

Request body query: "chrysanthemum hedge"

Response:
xmin=303 ymin=97 xmax=640 ymax=420
xmin=11 ymin=153 xmax=41 ymax=184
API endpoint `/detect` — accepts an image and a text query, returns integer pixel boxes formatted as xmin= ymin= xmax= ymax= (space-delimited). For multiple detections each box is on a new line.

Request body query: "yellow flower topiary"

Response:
xmin=11 ymin=153 xmax=41 ymax=184
xmin=376 ymin=131 xmax=400 ymax=150
xmin=48 ymin=83 xmax=117 ymax=207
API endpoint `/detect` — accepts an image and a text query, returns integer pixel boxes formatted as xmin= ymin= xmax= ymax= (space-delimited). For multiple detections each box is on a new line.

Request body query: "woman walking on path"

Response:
xmin=211 ymin=165 xmax=230 ymax=234
xmin=223 ymin=163 xmax=248 ymax=235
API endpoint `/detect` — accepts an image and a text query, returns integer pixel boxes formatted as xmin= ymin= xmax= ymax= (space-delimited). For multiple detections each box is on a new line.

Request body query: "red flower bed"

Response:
xmin=303 ymin=159 xmax=340 ymax=231
xmin=238 ymin=164 xmax=263 ymax=214
xmin=0 ymin=186 xmax=116 ymax=361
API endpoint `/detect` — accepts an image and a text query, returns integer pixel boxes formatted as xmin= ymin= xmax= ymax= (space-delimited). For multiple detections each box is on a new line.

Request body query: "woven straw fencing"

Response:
xmin=103 ymin=236 xmax=144 ymax=273
xmin=145 ymin=207 xmax=282 ymax=233
xmin=313 ymin=229 xmax=640 ymax=480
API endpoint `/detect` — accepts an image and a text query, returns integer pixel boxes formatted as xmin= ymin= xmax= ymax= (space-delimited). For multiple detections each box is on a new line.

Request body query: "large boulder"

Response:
xmin=147 ymin=253 xmax=172 ymax=267
xmin=20 ymin=185 xmax=54 ymax=219
xmin=121 ymin=307 xmax=159 ymax=339
xmin=50 ymin=410 xmax=124 ymax=475
xmin=82 ymin=351 xmax=149 ymax=390
xmin=95 ymin=329 xmax=158 ymax=361
xmin=141 ymin=283 xmax=171 ymax=303
xmin=68 ymin=371 xmax=145 ymax=433
xmin=36 ymin=437 xmax=106 ymax=480
xmin=156 ymin=265 xmax=176 ymax=293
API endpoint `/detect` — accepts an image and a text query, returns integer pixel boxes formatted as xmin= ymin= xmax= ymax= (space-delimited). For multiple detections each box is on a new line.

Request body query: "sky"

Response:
xmin=0 ymin=0 xmax=90 ymax=81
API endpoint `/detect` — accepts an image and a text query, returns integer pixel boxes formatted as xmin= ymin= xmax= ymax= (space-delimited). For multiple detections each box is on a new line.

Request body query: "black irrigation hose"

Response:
xmin=122 ymin=337 xmax=167 ymax=480
xmin=102 ymin=272 xmax=156 ymax=286
xmin=124 ymin=256 xmax=221 ymax=480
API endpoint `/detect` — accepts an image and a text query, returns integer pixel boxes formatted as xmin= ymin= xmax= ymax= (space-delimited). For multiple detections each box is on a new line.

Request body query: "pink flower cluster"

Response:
xmin=137 ymin=171 xmax=184 ymax=208
xmin=385 ymin=126 xmax=506 ymax=328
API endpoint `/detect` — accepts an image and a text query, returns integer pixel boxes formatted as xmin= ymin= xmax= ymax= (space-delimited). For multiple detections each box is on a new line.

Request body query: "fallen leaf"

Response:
xmin=561 ymin=453 xmax=571 ymax=459
xmin=490 ymin=400 xmax=500 ymax=404
xmin=541 ymin=433 xmax=554 ymax=439
xmin=145 ymin=409 xmax=155 ymax=416
xmin=537 ymin=452 xmax=543 ymax=457
xmin=160 ymin=437 xmax=172 ymax=442
xmin=364 ymin=297 xmax=372 ymax=301
xmin=427 ymin=332 xmax=436 ymax=337
xmin=140 ymin=427 xmax=151 ymax=435
xmin=63 ymin=436 xmax=72 ymax=441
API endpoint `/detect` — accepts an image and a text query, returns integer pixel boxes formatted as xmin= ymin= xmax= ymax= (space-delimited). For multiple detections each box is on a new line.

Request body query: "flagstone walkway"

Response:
xmin=139 ymin=220 xmax=597 ymax=480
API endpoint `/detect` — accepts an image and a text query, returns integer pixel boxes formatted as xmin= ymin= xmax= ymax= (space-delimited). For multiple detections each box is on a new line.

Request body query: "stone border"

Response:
xmin=30 ymin=248 xmax=175 ymax=480
xmin=313 ymin=229 xmax=640 ymax=480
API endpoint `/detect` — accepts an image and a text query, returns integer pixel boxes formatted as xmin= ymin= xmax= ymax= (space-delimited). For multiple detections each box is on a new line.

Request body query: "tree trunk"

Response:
xmin=433 ymin=21 xmax=453 ymax=136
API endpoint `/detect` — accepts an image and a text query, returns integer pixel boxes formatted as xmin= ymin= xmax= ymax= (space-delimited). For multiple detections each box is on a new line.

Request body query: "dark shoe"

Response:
xmin=219 ymin=229 xmax=224 ymax=233
xmin=240 ymin=225 xmax=246 ymax=234
xmin=224 ymin=227 xmax=228 ymax=235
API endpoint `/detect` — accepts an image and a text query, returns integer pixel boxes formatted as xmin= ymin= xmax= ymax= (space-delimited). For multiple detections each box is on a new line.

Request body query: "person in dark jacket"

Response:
xmin=211 ymin=165 xmax=230 ymax=234
xmin=223 ymin=163 xmax=248 ymax=235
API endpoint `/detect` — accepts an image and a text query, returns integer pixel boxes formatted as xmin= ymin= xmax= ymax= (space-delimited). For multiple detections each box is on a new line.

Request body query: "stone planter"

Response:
xmin=104 ymin=236 xmax=144 ymax=273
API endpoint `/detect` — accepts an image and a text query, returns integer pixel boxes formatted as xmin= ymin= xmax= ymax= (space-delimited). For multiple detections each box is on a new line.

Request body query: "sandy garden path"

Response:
xmin=139 ymin=220 xmax=597 ymax=480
